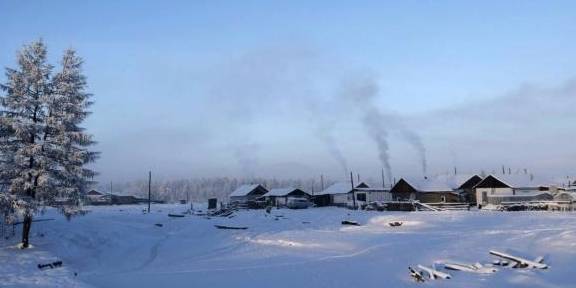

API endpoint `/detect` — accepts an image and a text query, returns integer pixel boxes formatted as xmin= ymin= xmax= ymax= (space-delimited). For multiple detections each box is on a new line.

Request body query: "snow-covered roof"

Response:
xmin=554 ymin=191 xmax=576 ymax=200
xmin=316 ymin=182 xmax=370 ymax=195
xmin=263 ymin=188 xmax=308 ymax=197
xmin=481 ymin=174 xmax=557 ymax=188
xmin=355 ymin=187 xmax=390 ymax=192
xmin=487 ymin=191 xmax=552 ymax=198
xmin=402 ymin=174 xmax=480 ymax=192
xmin=230 ymin=184 xmax=264 ymax=197
xmin=87 ymin=190 xmax=103 ymax=195
xmin=316 ymin=182 xmax=351 ymax=195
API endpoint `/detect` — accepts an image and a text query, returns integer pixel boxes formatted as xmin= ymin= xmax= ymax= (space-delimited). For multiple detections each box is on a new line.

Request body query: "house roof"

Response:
xmin=316 ymin=182 xmax=370 ymax=195
xmin=475 ymin=174 xmax=556 ymax=189
xmin=263 ymin=188 xmax=309 ymax=197
xmin=87 ymin=190 xmax=103 ymax=195
xmin=399 ymin=174 xmax=482 ymax=193
xmin=487 ymin=191 xmax=552 ymax=198
xmin=229 ymin=184 xmax=266 ymax=197
xmin=554 ymin=191 xmax=576 ymax=200
xmin=355 ymin=187 xmax=390 ymax=192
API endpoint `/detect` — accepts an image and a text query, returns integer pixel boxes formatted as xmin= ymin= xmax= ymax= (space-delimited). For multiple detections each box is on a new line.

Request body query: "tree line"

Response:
xmin=100 ymin=177 xmax=349 ymax=203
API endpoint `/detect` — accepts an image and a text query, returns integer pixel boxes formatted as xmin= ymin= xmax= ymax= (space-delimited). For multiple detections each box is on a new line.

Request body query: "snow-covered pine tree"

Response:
xmin=51 ymin=49 xmax=98 ymax=208
xmin=0 ymin=40 xmax=97 ymax=248
xmin=0 ymin=41 xmax=54 ymax=248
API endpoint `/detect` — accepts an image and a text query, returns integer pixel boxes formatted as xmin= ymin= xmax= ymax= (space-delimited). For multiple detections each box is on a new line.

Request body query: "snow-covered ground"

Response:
xmin=1 ymin=204 xmax=575 ymax=287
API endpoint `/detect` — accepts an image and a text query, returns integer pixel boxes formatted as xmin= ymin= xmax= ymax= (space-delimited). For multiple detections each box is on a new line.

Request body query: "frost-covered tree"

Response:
xmin=51 ymin=49 xmax=98 ymax=204
xmin=0 ymin=40 xmax=97 ymax=248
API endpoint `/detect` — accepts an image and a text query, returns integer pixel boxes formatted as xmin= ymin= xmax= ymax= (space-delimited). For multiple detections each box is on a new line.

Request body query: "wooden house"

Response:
xmin=262 ymin=188 xmax=310 ymax=207
xmin=86 ymin=190 xmax=108 ymax=204
xmin=229 ymin=184 xmax=268 ymax=203
xmin=390 ymin=174 xmax=483 ymax=203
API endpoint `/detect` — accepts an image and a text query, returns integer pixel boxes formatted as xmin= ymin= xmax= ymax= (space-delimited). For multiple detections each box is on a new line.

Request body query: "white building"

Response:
xmin=314 ymin=182 xmax=390 ymax=207
xmin=475 ymin=174 xmax=556 ymax=206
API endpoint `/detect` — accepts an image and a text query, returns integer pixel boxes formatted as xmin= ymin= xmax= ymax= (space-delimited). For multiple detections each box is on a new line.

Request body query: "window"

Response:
xmin=356 ymin=193 xmax=366 ymax=202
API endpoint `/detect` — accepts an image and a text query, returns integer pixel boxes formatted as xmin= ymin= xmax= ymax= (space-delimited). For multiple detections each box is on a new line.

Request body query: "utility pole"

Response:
xmin=320 ymin=174 xmax=324 ymax=192
xmin=350 ymin=171 xmax=356 ymax=209
xmin=310 ymin=178 xmax=315 ymax=196
xmin=148 ymin=171 xmax=152 ymax=213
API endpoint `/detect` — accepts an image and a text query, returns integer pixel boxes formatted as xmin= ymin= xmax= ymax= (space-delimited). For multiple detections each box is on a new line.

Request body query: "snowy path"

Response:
xmin=1 ymin=205 xmax=575 ymax=287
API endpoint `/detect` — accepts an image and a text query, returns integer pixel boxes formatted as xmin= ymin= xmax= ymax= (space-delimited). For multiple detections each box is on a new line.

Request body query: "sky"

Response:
xmin=1 ymin=0 xmax=576 ymax=183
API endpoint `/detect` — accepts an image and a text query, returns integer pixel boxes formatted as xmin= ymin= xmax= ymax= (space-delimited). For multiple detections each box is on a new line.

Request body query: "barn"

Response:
xmin=474 ymin=174 xmax=556 ymax=206
xmin=229 ymin=184 xmax=268 ymax=203
xmin=262 ymin=188 xmax=311 ymax=207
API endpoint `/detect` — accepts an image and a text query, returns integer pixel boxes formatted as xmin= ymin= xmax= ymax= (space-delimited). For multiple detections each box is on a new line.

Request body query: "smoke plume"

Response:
xmin=316 ymin=123 xmax=349 ymax=177
xmin=398 ymin=130 xmax=427 ymax=176
xmin=340 ymin=75 xmax=393 ymax=183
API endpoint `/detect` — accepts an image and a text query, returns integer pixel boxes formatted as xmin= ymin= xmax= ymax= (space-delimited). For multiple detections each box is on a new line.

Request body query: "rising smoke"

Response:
xmin=316 ymin=121 xmax=350 ymax=177
xmin=340 ymin=73 xmax=429 ymax=182
xmin=340 ymin=75 xmax=394 ymax=183
xmin=398 ymin=130 xmax=427 ymax=176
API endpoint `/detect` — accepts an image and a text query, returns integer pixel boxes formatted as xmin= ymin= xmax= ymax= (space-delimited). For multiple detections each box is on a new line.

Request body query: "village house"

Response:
xmin=353 ymin=187 xmax=392 ymax=206
xmin=313 ymin=182 xmax=389 ymax=207
xmin=390 ymin=174 xmax=483 ymax=203
xmin=229 ymin=184 xmax=268 ymax=203
xmin=261 ymin=188 xmax=311 ymax=207
xmin=474 ymin=174 xmax=556 ymax=207
xmin=86 ymin=190 xmax=107 ymax=204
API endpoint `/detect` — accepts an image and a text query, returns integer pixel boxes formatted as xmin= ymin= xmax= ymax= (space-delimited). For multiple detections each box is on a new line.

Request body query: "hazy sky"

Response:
xmin=1 ymin=1 xmax=575 ymax=182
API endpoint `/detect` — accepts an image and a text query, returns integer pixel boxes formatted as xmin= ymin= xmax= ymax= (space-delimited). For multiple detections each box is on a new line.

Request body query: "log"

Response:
xmin=214 ymin=225 xmax=248 ymax=230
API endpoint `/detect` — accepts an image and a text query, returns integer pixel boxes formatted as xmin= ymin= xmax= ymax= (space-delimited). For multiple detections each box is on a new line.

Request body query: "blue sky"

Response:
xmin=2 ymin=1 xmax=576 ymax=182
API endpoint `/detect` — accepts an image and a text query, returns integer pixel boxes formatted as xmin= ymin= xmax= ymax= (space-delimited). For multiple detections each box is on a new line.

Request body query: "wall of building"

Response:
xmin=367 ymin=191 xmax=392 ymax=202
xmin=417 ymin=192 xmax=460 ymax=203
xmin=476 ymin=187 xmax=513 ymax=204
xmin=332 ymin=194 xmax=348 ymax=205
